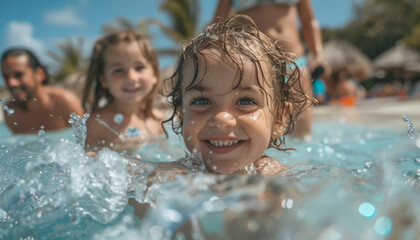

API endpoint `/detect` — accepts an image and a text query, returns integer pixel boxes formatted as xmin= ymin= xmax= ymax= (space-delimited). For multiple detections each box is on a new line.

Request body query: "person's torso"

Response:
xmin=233 ymin=0 xmax=304 ymax=55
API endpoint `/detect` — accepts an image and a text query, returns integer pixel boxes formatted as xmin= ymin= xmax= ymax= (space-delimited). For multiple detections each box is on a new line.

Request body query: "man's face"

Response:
xmin=1 ymin=55 xmax=40 ymax=102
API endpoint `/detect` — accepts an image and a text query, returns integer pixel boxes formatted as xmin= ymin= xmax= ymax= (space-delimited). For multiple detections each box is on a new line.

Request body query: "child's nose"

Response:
xmin=208 ymin=111 xmax=236 ymax=129
xmin=127 ymin=68 xmax=139 ymax=82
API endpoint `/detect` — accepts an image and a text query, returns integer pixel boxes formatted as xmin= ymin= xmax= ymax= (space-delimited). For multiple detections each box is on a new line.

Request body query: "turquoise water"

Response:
xmin=0 ymin=119 xmax=419 ymax=239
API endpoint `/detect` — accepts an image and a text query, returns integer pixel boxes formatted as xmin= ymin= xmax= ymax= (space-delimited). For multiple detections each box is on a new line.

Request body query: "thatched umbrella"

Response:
xmin=373 ymin=42 xmax=420 ymax=73
xmin=322 ymin=39 xmax=373 ymax=81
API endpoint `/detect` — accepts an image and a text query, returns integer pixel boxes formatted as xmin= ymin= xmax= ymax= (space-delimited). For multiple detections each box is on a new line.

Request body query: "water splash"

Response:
xmin=402 ymin=115 xmax=420 ymax=148
xmin=68 ymin=112 xmax=90 ymax=147
xmin=2 ymin=105 xmax=15 ymax=116
xmin=178 ymin=152 xmax=206 ymax=172
xmin=402 ymin=116 xmax=420 ymax=139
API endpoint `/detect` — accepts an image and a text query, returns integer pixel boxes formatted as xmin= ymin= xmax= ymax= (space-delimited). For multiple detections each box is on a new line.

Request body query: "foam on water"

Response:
xmin=0 ymin=115 xmax=419 ymax=239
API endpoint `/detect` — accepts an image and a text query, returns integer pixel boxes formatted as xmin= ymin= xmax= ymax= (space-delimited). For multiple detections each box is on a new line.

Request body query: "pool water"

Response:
xmin=0 ymin=118 xmax=419 ymax=239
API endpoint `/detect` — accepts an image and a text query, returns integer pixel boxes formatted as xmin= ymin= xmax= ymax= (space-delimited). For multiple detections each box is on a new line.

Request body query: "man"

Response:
xmin=1 ymin=48 xmax=84 ymax=133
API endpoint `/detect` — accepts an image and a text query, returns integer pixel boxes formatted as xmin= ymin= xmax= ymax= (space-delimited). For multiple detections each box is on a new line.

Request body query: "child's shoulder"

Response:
xmin=145 ymin=109 xmax=165 ymax=134
xmin=255 ymin=157 xmax=290 ymax=176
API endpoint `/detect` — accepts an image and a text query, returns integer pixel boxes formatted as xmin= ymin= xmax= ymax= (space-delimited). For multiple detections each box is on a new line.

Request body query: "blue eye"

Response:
xmin=238 ymin=98 xmax=256 ymax=105
xmin=191 ymin=97 xmax=210 ymax=105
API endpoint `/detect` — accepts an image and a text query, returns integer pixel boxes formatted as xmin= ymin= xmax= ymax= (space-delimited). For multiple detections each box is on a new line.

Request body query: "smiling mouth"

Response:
xmin=123 ymin=87 xmax=141 ymax=93
xmin=207 ymin=139 xmax=241 ymax=147
xmin=203 ymin=139 xmax=245 ymax=154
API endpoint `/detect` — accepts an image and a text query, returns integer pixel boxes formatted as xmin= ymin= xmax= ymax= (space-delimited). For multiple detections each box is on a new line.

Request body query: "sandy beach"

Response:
xmin=313 ymin=97 xmax=420 ymax=130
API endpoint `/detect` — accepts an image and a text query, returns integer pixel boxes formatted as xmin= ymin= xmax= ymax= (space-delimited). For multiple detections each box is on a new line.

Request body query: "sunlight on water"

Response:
xmin=0 ymin=116 xmax=419 ymax=239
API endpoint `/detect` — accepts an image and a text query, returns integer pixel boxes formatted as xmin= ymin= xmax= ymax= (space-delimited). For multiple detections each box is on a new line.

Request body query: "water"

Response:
xmin=0 ymin=118 xmax=419 ymax=239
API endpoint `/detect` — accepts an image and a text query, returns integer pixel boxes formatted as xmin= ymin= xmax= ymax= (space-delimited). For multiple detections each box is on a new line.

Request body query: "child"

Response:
xmin=82 ymin=31 xmax=163 ymax=153
xmin=164 ymin=15 xmax=314 ymax=176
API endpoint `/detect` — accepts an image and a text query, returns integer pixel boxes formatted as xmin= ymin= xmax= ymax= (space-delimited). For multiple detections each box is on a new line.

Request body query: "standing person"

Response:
xmin=1 ymin=48 xmax=84 ymax=134
xmin=82 ymin=31 xmax=164 ymax=153
xmin=214 ymin=0 xmax=330 ymax=138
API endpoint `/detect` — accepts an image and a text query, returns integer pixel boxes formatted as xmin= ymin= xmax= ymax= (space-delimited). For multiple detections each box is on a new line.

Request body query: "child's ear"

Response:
xmin=272 ymin=101 xmax=293 ymax=138
xmin=99 ymin=75 xmax=108 ymax=89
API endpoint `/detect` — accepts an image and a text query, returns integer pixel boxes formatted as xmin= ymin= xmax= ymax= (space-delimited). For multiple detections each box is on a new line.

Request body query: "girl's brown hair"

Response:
xmin=83 ymin=31 xmax=160 ymax=117
xmin=163 ymin=15 xmax=315 ymax=151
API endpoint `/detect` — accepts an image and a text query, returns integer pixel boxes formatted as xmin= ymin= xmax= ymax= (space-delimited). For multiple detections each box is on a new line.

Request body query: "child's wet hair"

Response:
xmin=163 ymin=15 xmax=315 ymax=150
xmin=83 ymin=30 xmax=160 ymax=117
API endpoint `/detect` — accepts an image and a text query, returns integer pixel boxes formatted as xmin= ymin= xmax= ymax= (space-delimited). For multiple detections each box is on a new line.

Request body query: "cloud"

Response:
xmin=5 ymin=21 xmax=45 ymax=53
xmin=44 ymin=6 xmax=85 ymax=27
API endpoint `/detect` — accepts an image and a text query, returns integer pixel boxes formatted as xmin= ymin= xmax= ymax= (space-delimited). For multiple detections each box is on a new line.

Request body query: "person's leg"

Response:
xmin=288 ymin=56 xmax=313 ymax=139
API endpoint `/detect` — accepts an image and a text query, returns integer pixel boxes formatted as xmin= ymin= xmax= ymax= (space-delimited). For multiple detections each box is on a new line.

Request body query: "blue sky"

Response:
xmin=0 ymin=0 xmax=362 ymax=86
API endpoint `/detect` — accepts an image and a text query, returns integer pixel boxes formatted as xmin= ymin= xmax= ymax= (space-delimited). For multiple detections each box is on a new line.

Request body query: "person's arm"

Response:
xmin=297 ymin=0 xmax=330 ymax=77
xmin=213 ymin=0 xmax=233 ymax=22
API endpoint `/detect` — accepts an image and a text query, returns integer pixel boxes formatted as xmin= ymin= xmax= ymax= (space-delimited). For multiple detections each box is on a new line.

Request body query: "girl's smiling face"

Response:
xmin=101 ymin=41 xmax=157 ymax=107
xmin=181 ymin=48 xmax=280 ymax=174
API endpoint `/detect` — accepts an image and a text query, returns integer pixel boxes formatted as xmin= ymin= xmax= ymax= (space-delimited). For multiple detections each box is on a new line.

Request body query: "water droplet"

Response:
xmin=33 ymin=98 xmax=38 ymax=101
xmin=359 ymin=202 xmax=376 ymax=218
xmin=364 ymin=162 xmax=374 ymax=168
xmin=191 ymin=121 xmax=195 ymax=125
xmin=114 ymin=113 xmax=124 ymax=124
xmin=40 ymin=125 xmax=45 ymax=130
xmin=2 ymin=105 xmax=15 ymax=116
xmin=209 ymin=151 xmax=213 ymax=155
xmin=212 ymin=166 xmax=217 ymax=170
xmin=416 ymin=138 xmax=420 ymax=149
xmin=38 ymin=130 xmax=45 ymax=137
xmin=281 ymin=198 xmax=294 ymax=209
xmin=13 ymin=122 xmax=18 ymax=126
xmin=49 ymin=114 xmax=53 ymax=117
xmin=374 ymin=217 xmax=392 ymax=236
xmin=192 ymin=148 xmax=198 ymax=154
xmin=306 ymin=147 xmax=312 ymax=152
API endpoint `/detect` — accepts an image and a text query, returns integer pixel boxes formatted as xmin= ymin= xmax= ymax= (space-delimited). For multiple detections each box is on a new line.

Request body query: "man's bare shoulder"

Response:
xmin=46 ymin=86 xmax=84 ymax=114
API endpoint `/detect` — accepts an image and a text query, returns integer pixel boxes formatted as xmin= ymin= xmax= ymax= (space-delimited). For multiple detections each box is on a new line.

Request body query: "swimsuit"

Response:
xmin=233 ymin=0 xmax=300 ymax=12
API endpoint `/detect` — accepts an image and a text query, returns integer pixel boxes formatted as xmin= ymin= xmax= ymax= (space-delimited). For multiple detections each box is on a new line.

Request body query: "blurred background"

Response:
xmin=1 ymin=0 xmax=419 ymax=103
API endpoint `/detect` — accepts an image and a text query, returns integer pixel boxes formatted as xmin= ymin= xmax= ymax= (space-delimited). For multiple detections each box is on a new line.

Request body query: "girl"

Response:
xmin=83 ymin=31 xmax=163 ymax=153
xmin=164 ymin=15 xmax=315 ymax=176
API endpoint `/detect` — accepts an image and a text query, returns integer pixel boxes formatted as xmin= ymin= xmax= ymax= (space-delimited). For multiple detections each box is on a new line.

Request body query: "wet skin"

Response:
xmin=180 ymin=48 xmax=283 ymax=174
xmin=85 ymin=41 xmax=162 ymax=152
xmin=1 ymin=55 xmax=84 ymax=133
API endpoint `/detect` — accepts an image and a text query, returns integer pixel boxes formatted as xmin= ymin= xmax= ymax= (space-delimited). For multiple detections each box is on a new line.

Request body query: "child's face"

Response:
xmin=101 ymin=42 xmax=157 ymax=107
xmin=181 ymin=49 xmax=278 ymax=174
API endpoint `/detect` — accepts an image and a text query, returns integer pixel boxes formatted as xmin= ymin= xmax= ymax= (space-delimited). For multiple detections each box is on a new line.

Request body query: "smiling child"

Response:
xmin=164 ymin=15 xmax=314 ymax=176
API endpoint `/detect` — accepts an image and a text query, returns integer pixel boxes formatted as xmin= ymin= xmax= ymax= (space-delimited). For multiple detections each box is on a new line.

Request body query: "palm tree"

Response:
xmin=102 ymin=17 xmax=151 ymax=37
xmin=46 ymin=38 xmax=86 ymax=83
xmin=100 ymin=0 xmax=200 ymax=57
xmin=157 ymin=0 xmax=199 ymax=42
